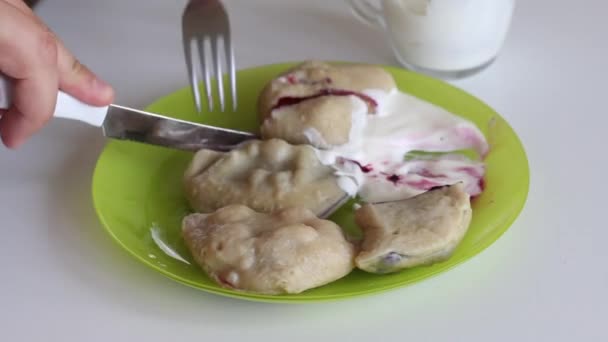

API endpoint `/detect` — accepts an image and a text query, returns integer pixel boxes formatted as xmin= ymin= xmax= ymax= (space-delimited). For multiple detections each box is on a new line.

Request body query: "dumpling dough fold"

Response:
xmin=184 ymin=139 xmax=346 ymax=216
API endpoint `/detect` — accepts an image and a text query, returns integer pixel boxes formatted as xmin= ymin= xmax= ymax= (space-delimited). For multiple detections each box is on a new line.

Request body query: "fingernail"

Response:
xmin=91 ymin=77 xmax=114 ymax=101
xmin=91 ymin=76 xmax=110 ymax=91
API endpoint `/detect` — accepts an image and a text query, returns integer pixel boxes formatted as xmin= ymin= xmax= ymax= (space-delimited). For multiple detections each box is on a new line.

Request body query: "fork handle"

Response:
xmin=0 ymin=73 xmax=108 ymax=127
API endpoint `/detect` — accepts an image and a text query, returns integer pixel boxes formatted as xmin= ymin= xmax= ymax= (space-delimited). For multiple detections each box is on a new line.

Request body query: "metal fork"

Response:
xmin=182 ymin=0 xmax=236 ymax=113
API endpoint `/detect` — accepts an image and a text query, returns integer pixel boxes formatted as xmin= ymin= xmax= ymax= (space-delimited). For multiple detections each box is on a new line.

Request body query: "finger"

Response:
xmin=0 ymin=2 xmax=57 ymax=78
xmin=4 ymin=0 xmax=114 ymax=106
xmin=0 ymin=2 xmax=58 ymax=148
xmin=0 ymin=105 xmax=44 ymax=148
xmin=0 ymin=74 xmax=59 ymax=148
xmin=55 ymin=40 xmax=114 ymax=106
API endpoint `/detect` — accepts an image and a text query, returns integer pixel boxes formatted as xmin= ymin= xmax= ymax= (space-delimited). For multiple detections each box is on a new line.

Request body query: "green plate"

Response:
xmin=92 ymin=62 xmax=529 ymax=303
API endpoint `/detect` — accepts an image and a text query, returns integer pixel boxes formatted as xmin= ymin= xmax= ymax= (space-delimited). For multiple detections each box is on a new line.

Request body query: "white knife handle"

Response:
xmin=0 ymin=73 xmax=108 ymax=127
xmin=54 ymin=91 xmax=108 ymax=126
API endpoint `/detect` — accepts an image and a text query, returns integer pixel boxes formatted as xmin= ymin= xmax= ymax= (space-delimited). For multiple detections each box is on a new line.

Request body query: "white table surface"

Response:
xmin=1 ymin=0 xmax=606 ymax=340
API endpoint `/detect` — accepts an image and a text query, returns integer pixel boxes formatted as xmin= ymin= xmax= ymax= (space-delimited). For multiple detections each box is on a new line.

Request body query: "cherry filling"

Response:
xmin=346 ymin=159 xmax=373 ymax=173
xmin=384 ymin=172 xmax=441 ymax=189
xmin=217 ymin=275 xmax=233 ymax=288
xmin=286 ymin=75 xmax=297 ymax=84
xmin=271 ymin=89 xmax=378 ymax=111
xmin=386 ymin=174 xmax=401 ymax=184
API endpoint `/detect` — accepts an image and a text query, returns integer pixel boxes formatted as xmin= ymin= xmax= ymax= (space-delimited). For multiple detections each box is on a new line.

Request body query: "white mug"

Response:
xmin=347 ymin=0 xmax=516 ymax=79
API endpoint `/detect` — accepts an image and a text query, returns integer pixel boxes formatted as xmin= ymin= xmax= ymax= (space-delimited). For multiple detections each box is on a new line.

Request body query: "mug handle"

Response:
xmin=347 ymin=0 xmax=385 ymax=28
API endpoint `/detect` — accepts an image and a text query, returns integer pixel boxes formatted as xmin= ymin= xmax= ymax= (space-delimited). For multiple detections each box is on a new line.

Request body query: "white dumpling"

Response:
xmin=182 ymin=205 xmax=355 ymax=294
xmin=258 ymin=61 xmax=396 ymax=148
xmin=183 ymin=139 xmax=346 ymax=217
xmin=355 ymin=183 xmax=472 ymax=273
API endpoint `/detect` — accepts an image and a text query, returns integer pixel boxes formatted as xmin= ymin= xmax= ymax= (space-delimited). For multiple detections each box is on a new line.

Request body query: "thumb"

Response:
xmin=56 ymin=39 xmax=114 ymax=106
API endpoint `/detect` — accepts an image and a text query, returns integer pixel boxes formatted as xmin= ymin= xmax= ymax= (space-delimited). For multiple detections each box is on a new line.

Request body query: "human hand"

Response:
xmin=0 ymin=0 xmax=114 ymax=148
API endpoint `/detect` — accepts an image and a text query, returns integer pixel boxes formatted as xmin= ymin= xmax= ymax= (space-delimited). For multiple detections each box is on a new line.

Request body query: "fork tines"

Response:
xmin=182 ymin=0 xmax=237 ymax=113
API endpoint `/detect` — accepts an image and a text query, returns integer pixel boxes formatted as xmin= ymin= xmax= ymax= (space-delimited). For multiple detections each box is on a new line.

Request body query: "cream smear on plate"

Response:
xmin=310 ymin=89 xmax=488 ymax=203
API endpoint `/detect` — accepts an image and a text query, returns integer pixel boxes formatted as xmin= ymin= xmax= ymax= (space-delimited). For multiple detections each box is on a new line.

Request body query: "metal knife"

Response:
xmin=0 ymin=75 xmax=257 ymax=151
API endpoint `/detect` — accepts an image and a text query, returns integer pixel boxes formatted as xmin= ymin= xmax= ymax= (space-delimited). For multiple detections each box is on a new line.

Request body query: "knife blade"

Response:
xmin=0 ymin=74 xmax=257 ymax=151
xmin=102 ymin=104 xmax=257 ymax=151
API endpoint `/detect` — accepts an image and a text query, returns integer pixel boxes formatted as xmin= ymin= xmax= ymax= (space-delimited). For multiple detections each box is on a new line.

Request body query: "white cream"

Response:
xmin=356 ymin=155 xmax=485 ymax=203
xmin=303 ymin=127 xmax=329 ymax=147
xmin=225 ymin=271 xmax=240 ymax=286
xmin=316 ymin=89 xmax=488 ymax=203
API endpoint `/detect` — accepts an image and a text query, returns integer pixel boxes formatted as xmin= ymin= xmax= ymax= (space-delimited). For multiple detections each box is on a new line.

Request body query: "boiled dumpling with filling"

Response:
xmin=183 ymin=139 xmax=346 ymax=216
xmin=258 ymin=61 xmax=396 ymax=149
xmin=182 ymin=205 xmax=355 ymax=294
xmin=355 ymin=183 xmax=472 ymax=274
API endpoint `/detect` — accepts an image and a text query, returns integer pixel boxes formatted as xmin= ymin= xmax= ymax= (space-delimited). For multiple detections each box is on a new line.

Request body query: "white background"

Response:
xmin=1 ymin=0 xmax=606 ymax=341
